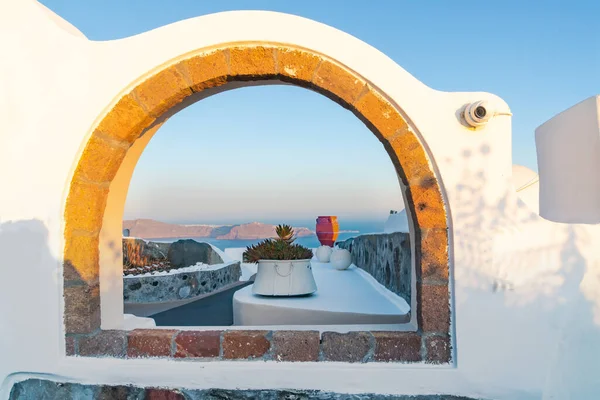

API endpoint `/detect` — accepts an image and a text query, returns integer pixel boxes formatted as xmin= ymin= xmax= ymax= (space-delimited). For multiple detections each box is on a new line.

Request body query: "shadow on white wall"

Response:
xmin=444 ymin=140 xmax=600 ymax=397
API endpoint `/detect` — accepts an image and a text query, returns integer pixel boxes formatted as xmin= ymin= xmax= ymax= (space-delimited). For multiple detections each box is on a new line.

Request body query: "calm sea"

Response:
xmin=150 ymin=220 xmax=384 ymax=251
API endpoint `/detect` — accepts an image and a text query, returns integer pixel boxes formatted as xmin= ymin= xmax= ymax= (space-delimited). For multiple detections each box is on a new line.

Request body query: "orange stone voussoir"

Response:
xmin=276 ymin=47 xmax=322 ymax=84
xmin=229 ymin=45 xmax=277 ymax=77
xmin=64 ymin=180 xmax=109 ymax=233
xmin=95 ymin=94 xmax=155 ymax=144
xmin=133 ymin=66 xmax=193 ymax=117
xmin=63 ymin=231 xmax=100 ymax=283
xmin=419 ymin=228 xmax=449 ymax=283
xmin=408 ymin=183 xmax=447 ymax=229
xmin=354 ymin=87 xmax=409 ymax=140
xmin=312 ymin=59 xmax=366 ymax=106
xmin=387 ymin=130 xmax=435 ymax=185
xmin=180 ymin=50 xmax=230 ymax=92
xmin=74 ymin=133 xmax=128 ymax=184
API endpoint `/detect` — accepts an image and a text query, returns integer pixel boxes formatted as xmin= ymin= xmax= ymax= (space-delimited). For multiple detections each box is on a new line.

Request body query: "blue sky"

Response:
xmin=42 ymin=0 xmax=599 ymax=226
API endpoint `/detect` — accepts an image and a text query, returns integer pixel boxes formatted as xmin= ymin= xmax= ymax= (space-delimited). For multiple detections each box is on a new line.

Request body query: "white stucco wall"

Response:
xmin=512 ymin=164 xmax=540 ymax=215
xmin=1 ymin=1 xmax=600 ymax=399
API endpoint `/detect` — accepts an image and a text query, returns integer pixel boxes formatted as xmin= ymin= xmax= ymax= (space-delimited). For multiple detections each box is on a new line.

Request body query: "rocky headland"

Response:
xmin=123 ymin=219 xmax=314 ymax=240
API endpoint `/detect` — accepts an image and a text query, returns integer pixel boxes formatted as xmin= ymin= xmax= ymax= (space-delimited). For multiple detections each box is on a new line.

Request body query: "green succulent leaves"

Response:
xmin=243 ymin=224 xmax=313 ymax=263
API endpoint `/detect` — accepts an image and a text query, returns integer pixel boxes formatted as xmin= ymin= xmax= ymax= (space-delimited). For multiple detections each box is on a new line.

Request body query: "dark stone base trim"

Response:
xmin=9 ymin=378 xmax=487 ymax=400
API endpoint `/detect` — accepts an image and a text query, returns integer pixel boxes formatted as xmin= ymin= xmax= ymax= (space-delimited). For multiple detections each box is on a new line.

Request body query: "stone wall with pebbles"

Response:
xmin=9 ymin=379 xmax=480 ymax=399
xmin=122 ymin=238 xmax=241 ymax=303
xmin=337 ymin=232 xmax=411 ymax=303
xmin=123 ymin=261 xmax=241 ymax=303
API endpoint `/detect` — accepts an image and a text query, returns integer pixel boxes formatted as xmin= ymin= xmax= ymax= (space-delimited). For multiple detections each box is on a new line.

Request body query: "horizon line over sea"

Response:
xmin=145 ymin=219 xmax=387 ymax=251
xmin=150 ymin=232 xmax=367 ymax=251
xmin=161 ymin=219 xmax=387 ymax=233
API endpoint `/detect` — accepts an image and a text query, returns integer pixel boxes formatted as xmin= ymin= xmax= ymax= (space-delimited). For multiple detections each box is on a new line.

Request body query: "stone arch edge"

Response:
xmin=62 ymin=42 xmax=451 ymax=364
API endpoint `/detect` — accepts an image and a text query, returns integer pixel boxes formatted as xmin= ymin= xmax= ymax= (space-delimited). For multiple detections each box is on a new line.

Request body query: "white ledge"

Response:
xmin=233 ymin=260 xmax=410 ymax=326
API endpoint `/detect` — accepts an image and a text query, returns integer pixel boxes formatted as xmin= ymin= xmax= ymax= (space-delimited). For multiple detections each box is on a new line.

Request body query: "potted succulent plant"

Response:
xmin=243 ymin=224 xmax=317 ymax=296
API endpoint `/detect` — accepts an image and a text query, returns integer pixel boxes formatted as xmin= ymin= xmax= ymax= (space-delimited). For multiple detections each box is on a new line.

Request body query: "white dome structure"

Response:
xmin=384 ymin=209 xmax=410 ymax=233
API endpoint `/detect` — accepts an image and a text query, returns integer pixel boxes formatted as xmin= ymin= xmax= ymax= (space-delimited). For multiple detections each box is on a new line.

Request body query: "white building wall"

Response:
xmin=1 ymin=1 xmax=600 ymax=399
xmin=536 ymin=96 xmax=600 ymax=223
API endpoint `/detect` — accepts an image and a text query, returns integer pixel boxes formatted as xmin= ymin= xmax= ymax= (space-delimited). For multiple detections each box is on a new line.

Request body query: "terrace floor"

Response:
xmin=233 ymin=260 xmax=410 ymax=327
xmin=135 ymin=249 xmax=411 ymax=330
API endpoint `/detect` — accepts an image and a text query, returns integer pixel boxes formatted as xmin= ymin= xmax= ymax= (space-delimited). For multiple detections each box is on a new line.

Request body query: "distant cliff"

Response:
xmin=123 ymin=219 xmax=314 ymax=240
xmin=216 ymin=221 xmax=313 ymax=239
xmin=123 ymin=219 xmax=215 ymax=239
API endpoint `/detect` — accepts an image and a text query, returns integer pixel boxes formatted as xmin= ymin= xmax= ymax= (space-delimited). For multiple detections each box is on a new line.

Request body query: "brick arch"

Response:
xmin=63 ymin=43 xmax=451 ymax=364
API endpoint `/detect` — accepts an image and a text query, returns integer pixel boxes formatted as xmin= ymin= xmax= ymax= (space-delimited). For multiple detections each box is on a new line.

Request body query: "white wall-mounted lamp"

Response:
xmin=463 ymin=100 xmax=513 ymax=128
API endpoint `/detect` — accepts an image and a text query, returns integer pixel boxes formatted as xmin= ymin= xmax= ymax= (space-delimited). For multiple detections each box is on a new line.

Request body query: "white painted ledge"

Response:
xmin=122 ymin=313 xmax=156 ymax=330
xmin=233 ymin=261 xmax=410 ymax=326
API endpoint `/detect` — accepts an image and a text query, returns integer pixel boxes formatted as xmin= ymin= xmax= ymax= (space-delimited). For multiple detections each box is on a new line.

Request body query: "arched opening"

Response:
xmin=124 ymin=85 xmax=403 ymax=230
xmin=121 ymin=84 xmax=407 ymax=325
xmin=63 ymin=42 xmax=450 ymax=363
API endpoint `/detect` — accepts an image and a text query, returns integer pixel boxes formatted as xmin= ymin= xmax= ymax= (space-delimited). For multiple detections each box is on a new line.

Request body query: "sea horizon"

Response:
xmin=126 ymin=218 xmax=387 ymax=250
xmin=154 ymin=219 xmax=387 ymax=233
xmin=153 ymin=220 xmax=384 ymax=249
xmin=149 ymin=232 xmax=367 ymax=251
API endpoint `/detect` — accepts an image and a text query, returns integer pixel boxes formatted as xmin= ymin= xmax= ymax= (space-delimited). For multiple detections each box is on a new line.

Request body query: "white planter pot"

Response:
xmin=252 ymin=259 xmax=317 ymax=296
